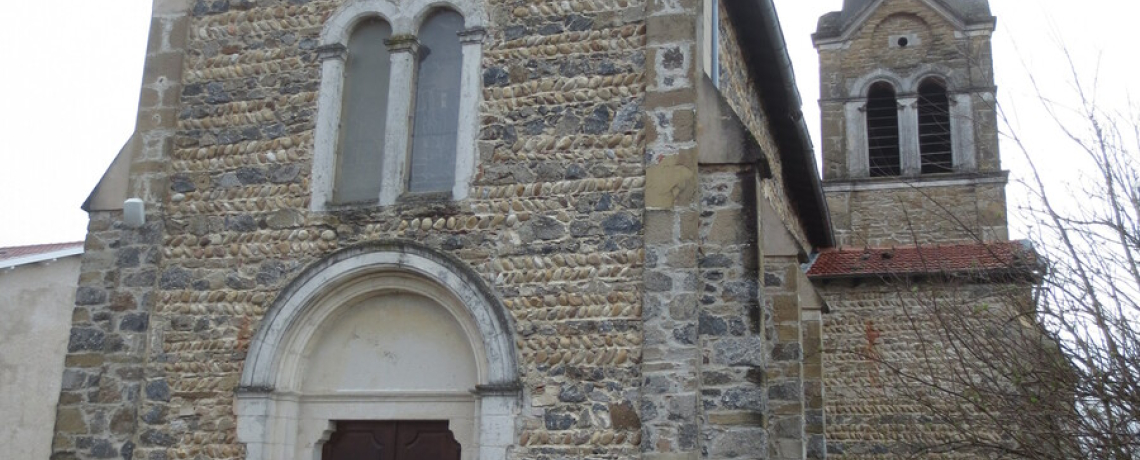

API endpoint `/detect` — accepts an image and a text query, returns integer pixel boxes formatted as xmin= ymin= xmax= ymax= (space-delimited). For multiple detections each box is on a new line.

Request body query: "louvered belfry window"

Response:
xmin=866 ymin=82 xmax=901 ymax=177
xmin=918 ymin=78 xmax=953 ymax=174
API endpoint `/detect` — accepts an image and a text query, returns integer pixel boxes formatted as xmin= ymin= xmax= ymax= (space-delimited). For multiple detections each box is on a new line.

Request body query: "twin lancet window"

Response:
xmin=865 ymin=78 xmax=954 ymax=177
xmin=313 ymin=7 xmax=480 ymax=210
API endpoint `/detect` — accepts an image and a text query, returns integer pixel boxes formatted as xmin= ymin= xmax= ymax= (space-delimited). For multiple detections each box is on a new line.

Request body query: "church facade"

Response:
xmin=49 ymin=0 xmax=1026 ymax=459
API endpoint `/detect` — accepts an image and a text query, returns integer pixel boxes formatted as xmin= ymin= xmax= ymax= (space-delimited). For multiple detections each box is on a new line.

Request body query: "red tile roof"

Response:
xmin=0 ymin=242 xmax=84 ymax=264
xmin=807 ymin=241 xmax=1036 ymax=279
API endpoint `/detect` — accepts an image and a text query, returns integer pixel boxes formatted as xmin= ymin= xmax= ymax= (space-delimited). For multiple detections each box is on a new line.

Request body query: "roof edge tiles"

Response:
xmin=0 ymin=242 xmax=85 ymax=270
xmin=806 ymin=240 xmax=1037 ymax=280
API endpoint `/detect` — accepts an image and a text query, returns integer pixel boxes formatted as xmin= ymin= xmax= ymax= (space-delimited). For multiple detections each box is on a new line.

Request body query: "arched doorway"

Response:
xmin=235 ymin=242 xmax=520 ymax=460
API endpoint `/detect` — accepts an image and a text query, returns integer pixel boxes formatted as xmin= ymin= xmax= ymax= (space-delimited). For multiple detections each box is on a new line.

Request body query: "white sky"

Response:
xmin=0 ymin=0 xmax=1133 ymax=247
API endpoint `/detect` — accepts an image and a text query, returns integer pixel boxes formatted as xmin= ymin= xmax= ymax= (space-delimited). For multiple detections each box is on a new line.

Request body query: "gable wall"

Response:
xmin=53 ymin=1 xmax=652 ymax=458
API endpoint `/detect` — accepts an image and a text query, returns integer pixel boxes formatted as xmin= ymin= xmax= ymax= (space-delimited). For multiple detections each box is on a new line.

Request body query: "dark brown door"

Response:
xmin=323 ymin=421 xmax=461 ymax=460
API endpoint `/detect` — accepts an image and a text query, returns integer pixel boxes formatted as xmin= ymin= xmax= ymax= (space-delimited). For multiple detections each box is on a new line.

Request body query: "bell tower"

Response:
xmin=813 ymin=0 xmax=1007 ymax=247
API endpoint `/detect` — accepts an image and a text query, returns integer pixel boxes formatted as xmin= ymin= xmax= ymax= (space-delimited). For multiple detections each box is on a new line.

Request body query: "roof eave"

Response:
xmin=0 ymin=246 xmax=85 ymax=271
xmin=724 ymin=0 xmax=835 ymax=249
xmin=808 ymin=266 xmax=1041 ymax=282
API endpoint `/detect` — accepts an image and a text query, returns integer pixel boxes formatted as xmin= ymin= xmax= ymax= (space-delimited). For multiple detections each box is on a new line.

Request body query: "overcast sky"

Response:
xmin=0 ymin=0 xmax=1133 ymax=247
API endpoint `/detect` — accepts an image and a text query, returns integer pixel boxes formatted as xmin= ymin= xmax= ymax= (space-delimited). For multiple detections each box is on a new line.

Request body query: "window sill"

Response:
xmin=398 ymin=191 xmax=453 ymax=204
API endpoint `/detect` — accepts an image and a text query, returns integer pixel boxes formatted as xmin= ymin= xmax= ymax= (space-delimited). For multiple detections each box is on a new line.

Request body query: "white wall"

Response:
xmin=0 ymin=257 xmax=79 ymax=459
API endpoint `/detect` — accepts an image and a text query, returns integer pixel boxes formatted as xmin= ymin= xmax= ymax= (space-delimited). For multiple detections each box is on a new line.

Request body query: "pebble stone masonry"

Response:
xmin=48 ymin=0 xmax=1022 ymax=459
xmin=812 ymin=1 xmax=1030 ymax=459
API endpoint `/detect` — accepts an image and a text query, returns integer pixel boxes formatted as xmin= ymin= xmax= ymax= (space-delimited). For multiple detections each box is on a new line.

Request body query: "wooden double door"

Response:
xmin=322 ymin=421 xmax=461 ymax=460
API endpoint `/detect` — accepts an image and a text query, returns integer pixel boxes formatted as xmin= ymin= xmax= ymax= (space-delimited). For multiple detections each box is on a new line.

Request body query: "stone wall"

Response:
xmin=640 ymin=0 xmax=703 ymax=456
xmin=52 ymin=211 xmax=166 ymax=460
xmin=55 ymin=0 xmax=653 ymax=458
xmin=50 ymin=0 xmax=841 ymax=459
xmin=696 ymin=166 xmax=766 ymax=459
xmin=716 ymin=0 xmax=810 ymax=251
xmin=826 ymin=180 xmax=1008 ymax=247
xmin=818 ymin=279 xmax=1018 ymax=459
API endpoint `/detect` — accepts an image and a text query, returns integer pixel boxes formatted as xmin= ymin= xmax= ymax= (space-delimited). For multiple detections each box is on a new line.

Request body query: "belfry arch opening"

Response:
xmin=918 ymin=77 xmax=953 ymax=173
xmin=866 ymin=81 xmax=902 ymax=177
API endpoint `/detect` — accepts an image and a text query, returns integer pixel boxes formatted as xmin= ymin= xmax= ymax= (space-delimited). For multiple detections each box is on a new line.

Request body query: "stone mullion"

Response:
xmin=643 ymin=0 xmax=702 ymax=458
xmin=898 ymin=96 xmax=921 ymax=176
xmin=379 ymin=36 xmax=420 ymax=206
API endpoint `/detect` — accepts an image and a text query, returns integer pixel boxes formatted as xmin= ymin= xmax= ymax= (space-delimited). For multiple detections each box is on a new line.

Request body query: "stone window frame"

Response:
xmin=235 ymin=242 xmax=521 ymax=460
xmin=310 ymin=0 xmax=487 ymax=211
xmin=844 ymin=68 xmax=976 ymax=179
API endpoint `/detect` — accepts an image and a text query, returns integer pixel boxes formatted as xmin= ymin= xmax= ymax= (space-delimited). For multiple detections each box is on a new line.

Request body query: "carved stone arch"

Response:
xmin=236 ymin=241 xmax=520 ymax=460
xmin=850 ymin=70 xmax=904 ymax=99
xmin=319 ymin=0 xmax=400 ymax=46
xmin=905 ymin=63 xmax=962 ymax=93
xmin=406 ymin=0 xmax=488 ymax=33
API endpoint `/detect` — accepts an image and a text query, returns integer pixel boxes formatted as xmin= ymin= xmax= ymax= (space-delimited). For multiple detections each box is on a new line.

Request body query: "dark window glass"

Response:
xmin=334 ymin=18 xmax=393 ymax=204
xmin=866 ymin=82 xmax=901 ymax=177
xmin=918 ymin=79 xmax=953 ymax=174
xmin=408 ymin=9 xmax=464 ymax=194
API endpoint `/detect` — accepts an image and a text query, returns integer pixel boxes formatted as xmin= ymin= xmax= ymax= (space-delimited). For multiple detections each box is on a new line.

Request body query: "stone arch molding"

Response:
xmin=319 ymin=0 xmax=487 ymax=42
xmin=310 ymin=0 xmax=487 ymax=210
xmin=236 ymin=241 xmax=520 ymax=460
xmin=849 ymin=66 xmax=963 ymax=98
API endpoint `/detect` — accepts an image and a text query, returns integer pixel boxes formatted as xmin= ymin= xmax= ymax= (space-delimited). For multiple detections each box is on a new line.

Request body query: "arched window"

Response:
xmin=866 ymin=82 xmax=901 ymax=177
xmin=408 ymin=9 xmax=464 ymax=194
xmin=334 ymin=18 xmax=392 ymax=204
xmin=918 ymin=78 xmax=953 ymax=174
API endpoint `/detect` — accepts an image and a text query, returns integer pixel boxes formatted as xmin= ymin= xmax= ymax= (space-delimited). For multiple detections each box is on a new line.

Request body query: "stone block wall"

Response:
xmin=715 ymin=0 xmax=810 ymax=251
xmin=825 ymin=180 xmax=1008 ymax=247
xmin=640 ymin=0 xmax=703 ymax=457
xmin=52 ymin=211 xmax=166 ymax=460
xmin=818 ymin=279 xmax=1017 ymax=459
xmin=696 ymin=166 xmax=766 ymax=459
